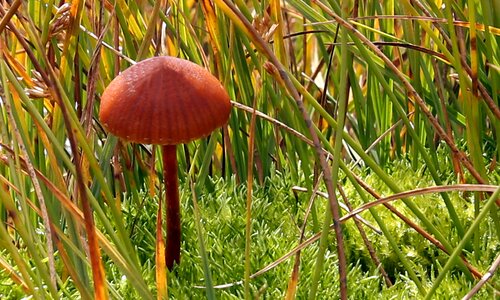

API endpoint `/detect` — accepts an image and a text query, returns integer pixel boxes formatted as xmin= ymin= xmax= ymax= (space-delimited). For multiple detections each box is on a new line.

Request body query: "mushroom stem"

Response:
xmin=162 ymin=144 xmax=181 ymax=269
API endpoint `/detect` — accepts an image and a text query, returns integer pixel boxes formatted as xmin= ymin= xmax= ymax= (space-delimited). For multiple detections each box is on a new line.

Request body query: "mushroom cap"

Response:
xmin=99 ymin=56 xmax=231 ymax=145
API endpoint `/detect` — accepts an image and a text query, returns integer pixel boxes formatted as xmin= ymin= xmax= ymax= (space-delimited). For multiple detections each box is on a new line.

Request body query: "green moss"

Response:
xmin=99 ymin=159 xmax=500 ymax=299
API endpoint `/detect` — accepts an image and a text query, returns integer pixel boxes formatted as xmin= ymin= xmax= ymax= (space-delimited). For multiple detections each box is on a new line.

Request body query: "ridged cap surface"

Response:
xmin=99 ymin=56 xmax=231 ymax=144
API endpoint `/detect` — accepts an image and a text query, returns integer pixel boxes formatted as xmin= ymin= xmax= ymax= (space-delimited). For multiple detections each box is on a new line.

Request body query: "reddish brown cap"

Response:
xmin=99 ymin=56 xmax=231 ymax=145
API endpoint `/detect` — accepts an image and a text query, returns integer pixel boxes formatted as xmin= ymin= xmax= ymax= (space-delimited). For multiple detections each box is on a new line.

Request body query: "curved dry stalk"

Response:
xmin=286 ymin=172 xmax=325 ymax=299
xmin=312 ymin=15 xmax=500 ymax=35
xmin=231 ymin=101 xmax=319 ymax=151
xmin=341 ymin=184 xmax=499 ymax=222
xmin=337 ymin=185 xmax=393 ymax=287
xmin=462 ymin=253 xmax=500 ymax=299
xmin=79 ymin=25 xmax=136 ymax=65
xmin=204 ymin=183 xmax=494 ymax=290
xmin=292 ymin=186 xmax=381 ymax=234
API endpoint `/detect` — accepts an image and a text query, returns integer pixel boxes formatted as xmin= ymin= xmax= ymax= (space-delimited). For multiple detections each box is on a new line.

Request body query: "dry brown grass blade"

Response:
xmin=341 ymin=184 xmax=499 ymax=222
xmin=432 ymin=59 xmax=465 ymax=183
xmin=462 ymin=253 xmax=500 ymax=299
xmin=231 ymin=101 xmax=332 ymax=156
xmin=82 ymin=2 xmax=111 ymax=135
xmin=0 ymin=256 xmax=29 ymax=293
xmin=61 ymin=61 xmax=109 ymax=300
xmin=292 ymin=186 xmax=380 ymax=233
xmin=284 ymin=261 xmax=299 ymax=300
xmin=349 ymin=15 xmax=500 ymax=35
xmin=344 ymin=182 xmax=498 ymax=282
xmin=51 ymin=224 xmax=93 ymax=300
xmin=0 ymin=0 xmax=22 ymax=34
xmin=208 ymin=230 xmax=319 ymax=289
xmin=337 ymin=185 xmax=392 ymax=287
xmin=293 ymin=183 xmax=393 ymax=287
xmin=286 ymin=173 xmax=325 ymax=299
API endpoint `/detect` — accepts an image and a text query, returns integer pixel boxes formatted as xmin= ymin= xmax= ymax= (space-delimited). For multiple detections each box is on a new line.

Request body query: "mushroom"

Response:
xmin=99 ymin=56 xmax=231 ymax=269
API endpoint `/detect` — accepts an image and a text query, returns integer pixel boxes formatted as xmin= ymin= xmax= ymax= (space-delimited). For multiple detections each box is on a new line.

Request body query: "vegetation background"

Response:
xmin=0 ymin=0 xmax=499 ymax=299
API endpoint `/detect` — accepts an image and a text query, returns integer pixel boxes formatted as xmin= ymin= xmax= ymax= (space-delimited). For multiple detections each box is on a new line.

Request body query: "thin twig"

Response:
xmin=292 ymin=186 xmax=381 ymax=234
xmin=337 ymin=184 xmax=392 ymax=287
xmin=462 ymin=253 xmax=500 ymax=300
xmin=286 ymin=172 xmax=325 ymax=299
